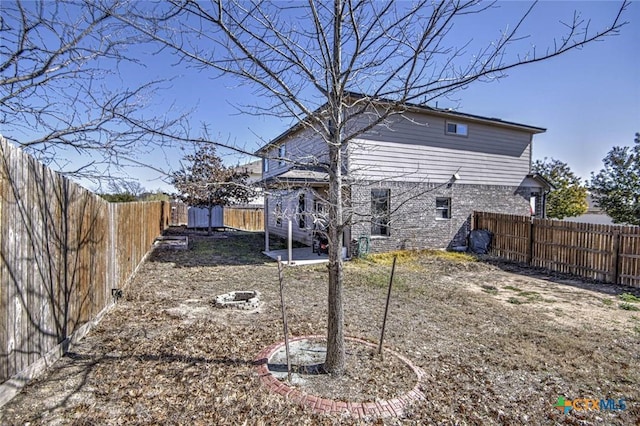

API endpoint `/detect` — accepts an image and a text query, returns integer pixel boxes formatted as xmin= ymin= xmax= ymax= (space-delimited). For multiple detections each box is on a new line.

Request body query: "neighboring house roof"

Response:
xmin=255 ymin=93 xmax=546 ymax=154
xmin=564 ymin=195 xmax=614 ymax=225
xmin=585 ymin=193 xmax=603 ymax=213
xmin=233 ymin=160 xmax=262 ymax=185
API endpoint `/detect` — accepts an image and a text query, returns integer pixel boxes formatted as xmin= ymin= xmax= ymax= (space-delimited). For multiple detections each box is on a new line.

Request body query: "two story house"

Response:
xmin=257 ymin=98 xmax=551 ymax=254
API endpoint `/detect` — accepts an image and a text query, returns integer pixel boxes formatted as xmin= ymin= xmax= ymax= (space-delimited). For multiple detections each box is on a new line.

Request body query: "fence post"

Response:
xmin=109 ymin=203 xmax=118 ymax=289
xmin=160 ymin=201 xmax=166 ymax=233
xmin=612 ymin=229 xmax=621 ymax=285
xmin=527 ymin=217 xmax=534 ymax=265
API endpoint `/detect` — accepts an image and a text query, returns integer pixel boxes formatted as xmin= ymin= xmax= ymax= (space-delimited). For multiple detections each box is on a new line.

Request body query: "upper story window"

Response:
xmin=446 ymin=122 xmax=468 ymax=137
xmin=263 ymin=158 xmax=269 ymax=173
xmin=278 ymin=144 xmax=286 ymax=166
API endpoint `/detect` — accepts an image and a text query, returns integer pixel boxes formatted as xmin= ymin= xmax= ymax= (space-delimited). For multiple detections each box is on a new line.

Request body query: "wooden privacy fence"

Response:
xmin=473 ymin=211 xmax=640 ymax=288
xmin=224 ymin=206 xmax=264 ymax=231
xmin=170 ymin=202 xmax=188 ymax=226
xmin=0 ymin=137 xmax=169 ymax=400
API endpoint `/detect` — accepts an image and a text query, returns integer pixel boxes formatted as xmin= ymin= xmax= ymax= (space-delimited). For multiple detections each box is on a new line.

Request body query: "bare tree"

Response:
xmin=96 ymin=179 xmax=147 ymax=202
xmin=117 ymin=0 xmax=628 ymax=374
xmin=0 ymin=0 xmax=185 ymax=182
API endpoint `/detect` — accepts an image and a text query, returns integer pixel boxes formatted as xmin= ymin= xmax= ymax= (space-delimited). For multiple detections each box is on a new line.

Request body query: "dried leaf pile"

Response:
xmin=1 ymin=228 xmax=638 ymax=425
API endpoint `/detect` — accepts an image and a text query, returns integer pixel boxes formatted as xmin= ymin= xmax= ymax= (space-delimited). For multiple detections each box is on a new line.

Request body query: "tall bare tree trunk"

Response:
xmin=324 ymin=145 xmax=345 ymax=374
xmin=117 ymin=0 xmax=630 ymax=378
xmin=324 ymin=0 xmax=345 ymax=375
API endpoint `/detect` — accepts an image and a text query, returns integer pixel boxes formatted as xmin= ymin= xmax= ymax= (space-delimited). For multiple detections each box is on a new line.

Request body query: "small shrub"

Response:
xmin=520 ymin=291 xmax=542 ymax=302
xmin=601 ymin=298 xmax=614 ymax=306
xmin=507 ymin=297 xmax=523 ymax=305
xmin=481 ymin=285 xmax=498 ymax=295
xmin=619 ymin=302 xmax=640 ymax=311
xmin=504 ymin=285 xmax=522 ymax=292
xmin=619 ymin=293 xmax=640 ymax=303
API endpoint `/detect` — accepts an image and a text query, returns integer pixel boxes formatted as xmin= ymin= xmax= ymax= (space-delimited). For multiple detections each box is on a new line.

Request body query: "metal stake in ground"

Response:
xmin=277 ymin=256 xmax=292 ymax=382
xmin=377 ymin=255 xmax=398 ymax=359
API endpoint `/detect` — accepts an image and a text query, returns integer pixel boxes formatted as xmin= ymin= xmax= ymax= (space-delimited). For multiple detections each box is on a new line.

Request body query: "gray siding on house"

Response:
xmin=348 ymin=112 xmax=533 ymax=186
xmin=265 ymin=190 xmax=315 ymax=245
xmin=262 ymin=127 xmax=329 ymax=180
xmin=260 ymin=104 xmax=544 ymax=251
xmin=350 ymin=181 xmax=534 ymax=252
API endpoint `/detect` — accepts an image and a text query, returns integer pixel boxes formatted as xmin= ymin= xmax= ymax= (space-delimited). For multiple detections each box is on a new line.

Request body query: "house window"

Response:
xmin=263 ymin=158 xmax=269 ymax=173
xmin=371 ymin=189 xmax=390 ymax=236
xmin=275 ymin=201 xmax=282 ymax=227
xmin=314 ymin=200 xmax=327 ymax=230
xmin=298 ymin=193 xmax=306 ymax=229
xmin=446 ymin=122 xmax=468 ymax=137
xmin=278 ymin=144 xmax=286 ymax=166
xmin=436 ymin=197 xmax=451 ymax=219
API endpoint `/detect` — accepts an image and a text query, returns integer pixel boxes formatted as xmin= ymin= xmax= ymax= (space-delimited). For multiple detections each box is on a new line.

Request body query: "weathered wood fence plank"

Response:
xmin=474 ymin=211 xmax=640 ymax=288
xmin=0 ymin=137 xmax=169 ymax=399
xmin=224 ymin=207 xmax=264 ymax=232
xmin=170 ymin=202 xmax=188 ymax=226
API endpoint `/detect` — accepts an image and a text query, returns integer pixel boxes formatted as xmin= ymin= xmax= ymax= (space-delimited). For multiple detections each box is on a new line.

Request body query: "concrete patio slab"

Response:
xmin=263 ymin=247 xmax=329 ymax=266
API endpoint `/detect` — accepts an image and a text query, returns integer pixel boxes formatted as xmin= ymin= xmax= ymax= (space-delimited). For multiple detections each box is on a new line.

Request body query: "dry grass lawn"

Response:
xmin=1 ymin=228 xmax=638 ymax=425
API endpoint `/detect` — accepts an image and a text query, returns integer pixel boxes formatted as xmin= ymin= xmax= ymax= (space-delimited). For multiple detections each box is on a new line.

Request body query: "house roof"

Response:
xmin=526 ymin=173 xmax=555 ymax=191
xmin=234 ymin=160 xmax=262 ymax=175
xmin=255 ymin=93 xmax=546 ymax=154
xmin=260 ymin=167 xmax=329 ymax=186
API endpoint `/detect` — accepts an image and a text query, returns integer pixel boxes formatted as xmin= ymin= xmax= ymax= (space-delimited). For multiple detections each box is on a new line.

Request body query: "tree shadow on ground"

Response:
xmin=4 ymin=350 xmax=256 ymax=425
xmin=480 ymin=256 xmax=640 ymax=298
xmin=1 ymin=138 xmax=117 ymax=387
xmin=148 ymin=227 xmax=306 ymax=268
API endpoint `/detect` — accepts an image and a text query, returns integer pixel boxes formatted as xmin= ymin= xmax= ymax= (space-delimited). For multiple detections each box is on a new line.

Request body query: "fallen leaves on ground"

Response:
xmin=1 ymin=229 xmax=638 ymax=425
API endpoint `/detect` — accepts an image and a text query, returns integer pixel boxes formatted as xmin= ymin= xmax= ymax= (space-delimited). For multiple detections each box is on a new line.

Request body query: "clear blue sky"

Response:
xmin=79 ymin=1 xmax=640 ymax=192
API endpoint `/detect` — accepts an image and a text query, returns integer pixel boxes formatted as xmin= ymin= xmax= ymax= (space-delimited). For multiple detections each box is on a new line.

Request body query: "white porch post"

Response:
xmin=287 ymin=219 xmax=293 ymax=265
xmin=264 ymin=198 xmax=269 ymax=252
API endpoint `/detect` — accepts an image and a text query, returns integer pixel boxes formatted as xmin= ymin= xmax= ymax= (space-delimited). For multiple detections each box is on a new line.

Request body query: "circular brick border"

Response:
xmin=254 ymin=335 xmax=426 ymax=419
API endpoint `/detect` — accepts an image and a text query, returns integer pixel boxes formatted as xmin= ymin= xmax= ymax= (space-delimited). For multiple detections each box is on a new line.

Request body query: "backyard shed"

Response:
xmin=187 ymin=206 xmax=224 ymax=229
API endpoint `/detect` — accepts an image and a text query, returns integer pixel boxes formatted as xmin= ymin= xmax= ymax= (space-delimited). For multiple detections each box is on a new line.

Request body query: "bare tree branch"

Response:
xmin=112 ymin=0 xmax=629 ymax=375
xmin=0 ymin=0 xmax=190 ymax=182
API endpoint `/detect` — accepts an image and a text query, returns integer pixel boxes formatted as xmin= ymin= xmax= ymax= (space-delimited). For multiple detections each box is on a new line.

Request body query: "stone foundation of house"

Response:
xmin=349 ymin=181 xmax=536 ymax=253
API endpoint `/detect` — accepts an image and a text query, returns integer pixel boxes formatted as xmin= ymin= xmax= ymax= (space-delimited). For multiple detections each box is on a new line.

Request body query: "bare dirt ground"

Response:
xmin=1 ymin=228 xmax=639 ymax=425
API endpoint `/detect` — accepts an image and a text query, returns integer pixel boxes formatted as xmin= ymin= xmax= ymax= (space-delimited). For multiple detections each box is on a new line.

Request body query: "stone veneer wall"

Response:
xmin=349 ymin=181 xmax=535 ymax=253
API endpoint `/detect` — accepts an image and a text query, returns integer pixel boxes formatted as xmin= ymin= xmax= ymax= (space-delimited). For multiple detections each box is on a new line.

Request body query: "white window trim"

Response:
xmin=371 ymin=188 xmax=391 ymax=237
xmin=278 ymin=144 xmax=286 ymax=166
xmin=445 ymin=121 xmax=468 ymax=137
xmin=436 ymin=197 xmax=451 ymax=220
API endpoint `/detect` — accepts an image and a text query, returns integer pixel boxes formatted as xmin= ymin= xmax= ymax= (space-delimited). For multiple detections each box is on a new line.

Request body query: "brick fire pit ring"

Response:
xmin=254 ymin=335 xmax=426 ymax=419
